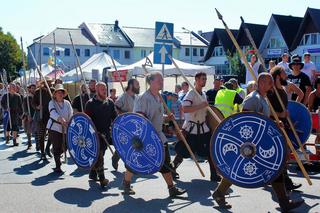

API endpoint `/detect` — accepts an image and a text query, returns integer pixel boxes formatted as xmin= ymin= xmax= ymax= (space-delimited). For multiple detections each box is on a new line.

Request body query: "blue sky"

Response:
xmin=1 ymin=0 xmax=319 ymax=46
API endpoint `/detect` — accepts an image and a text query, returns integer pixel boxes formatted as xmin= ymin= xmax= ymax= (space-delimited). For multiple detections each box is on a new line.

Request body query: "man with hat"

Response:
xmin=287 ymin=54 xmax=312 ymax=105
xmin=206 ymin=76 xmax=222 ymax=106
xmin=22 ymin=84 xmax=36 ymax=149
xmin=47 ymin=84 xmax=73 ymax=173
xmin=229 ymin=78 xmax=246 ymax=99
xmin=32 ymin=76 xmax=54 ymax=160
xmin=301 ymin=52 xmax=317 ymax=84
xmin=1 ymin=83 xmax=23 ymax=146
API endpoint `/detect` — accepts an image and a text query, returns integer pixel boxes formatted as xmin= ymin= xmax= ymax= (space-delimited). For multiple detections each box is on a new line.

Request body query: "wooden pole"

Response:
xmin=168 ymin=55 xmax=222 ymax=123
xmin=108 ymin=47 xmax=125 ymax=93
xmin=216 ymin=8 xmax=311 ymax=185
xmin=20 ymin=37 xmax=31 ymax=116
xmin=68 ymin=32 xmax=90 ymax=96
xmin=2 ymin=69 xmax=12 ymax=129
xmin=240 ymin=16 xmax=309 ymax=162
xmin=142 ymin=64 xmax=205 ymax=177
xmin=29 ymin=47 xmax=68 ymax=163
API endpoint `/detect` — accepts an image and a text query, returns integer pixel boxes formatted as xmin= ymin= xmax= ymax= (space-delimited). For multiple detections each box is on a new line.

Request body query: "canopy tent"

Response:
xmin=14 ymin=64 xmax=54 ymax=84
xmin=62 ymin=52 xmax=121 ymax=82
xmin=109 ymin=52 xmax=215 ymax=77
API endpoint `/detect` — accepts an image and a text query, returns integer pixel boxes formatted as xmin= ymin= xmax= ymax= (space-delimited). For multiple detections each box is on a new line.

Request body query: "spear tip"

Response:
xmin=240 ymin=16 xmax=245 ymax=23
xmin=215 ymin=8 xmax=223 ymax=20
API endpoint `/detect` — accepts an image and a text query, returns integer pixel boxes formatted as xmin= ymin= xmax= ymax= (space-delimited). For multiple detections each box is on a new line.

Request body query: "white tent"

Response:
xmin=62 ymin=52 xmax=121 ymax=82
xmin=14 ymin=64 xmax=54 ymax=84
xmin=109 ymin=52 xmax=215 ymax=77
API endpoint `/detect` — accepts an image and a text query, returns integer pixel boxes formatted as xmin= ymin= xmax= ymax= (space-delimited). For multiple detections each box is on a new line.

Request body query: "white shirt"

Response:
xmin=302 ymin=61 xmax=316 ymax=80
xmin=47 ymin=100 xmax=73 ymax=133
xmin=182 ymin=89 xmax=210 ymax=134
xmin=246 ymin=62 xmax=261 ymax=84
xmin=278 ymin=61 xmax=290 ymax=75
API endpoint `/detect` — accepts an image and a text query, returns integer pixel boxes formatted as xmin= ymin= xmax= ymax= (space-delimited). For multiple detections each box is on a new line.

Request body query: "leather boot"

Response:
xmin=27 ymin=134 xmax=32 ymax=149
xmin=98 ymin=173 xmax=109 ymax=188
xmin=212 ymin=178 xmax=232 ymax=209
xmin=13 ymin=138 xmax=19 ymax=146
xmin=271 ymin=182 xmax=304 ymax=212
xmin=111 ymin=151 xmax=120 ymax=171
xmin=89 ymin=170 xmax=98 ymax=181
xmin=168 ymin=185 xmax=187 ymax=198
xmin=171 ymin=155 xmax=183 ymax=179
xmin=5 ymin=136 xmax=9 ymax=144
xmin=122 ymin=180 xmax=135 ymax=195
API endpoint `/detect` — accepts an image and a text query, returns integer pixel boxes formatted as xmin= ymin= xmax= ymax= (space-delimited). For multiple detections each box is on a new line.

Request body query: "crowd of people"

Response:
xmin=0 ymin=52 xmax=318 ymax=212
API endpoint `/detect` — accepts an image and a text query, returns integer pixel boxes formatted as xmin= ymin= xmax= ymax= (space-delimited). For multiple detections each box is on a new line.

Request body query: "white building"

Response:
xmin=28 ymin=28 xmax=97 ymax=71
xmin=174 ymin=31 xmax=208 ymax=64
xmin=28 ymin=20 xmax=209 ymax=70
xmin=259 ymin=14 xmax=303 ymax=64
xmin=203 ymin=28 xmax=238 ymax=75
xmin=291 ymin=8 xmax=320 ymax=70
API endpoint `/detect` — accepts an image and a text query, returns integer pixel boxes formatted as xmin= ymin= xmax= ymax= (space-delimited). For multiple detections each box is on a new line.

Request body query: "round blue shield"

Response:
xmin=211 ymin=112 xmax=287 ymax=188
xmin=67 ymin=113 xmax=100 ymax=169
xmin=287 ymin=101 xmax=312 ymax=149
xmin=112 ymin=113 xmax=165 ymax=175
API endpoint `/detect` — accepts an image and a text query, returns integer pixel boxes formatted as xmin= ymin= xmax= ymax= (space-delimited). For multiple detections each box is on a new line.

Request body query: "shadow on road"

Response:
xmin=0 ymin=142 xmax=12 ymax=151
xmin=31 ymin=171 xmax=65 ymax=186
xmin=54 ymin=182 xmax=118 ymax=208
xmin=7 ymin=149 xmax=35 ymax=161
xmin=13 ymin=158 xmax=49 ymax=175
xmin=103 ymin=195 xmax=174 ymax=213
xmin=69 ymin=167 xmax=88 ymax=178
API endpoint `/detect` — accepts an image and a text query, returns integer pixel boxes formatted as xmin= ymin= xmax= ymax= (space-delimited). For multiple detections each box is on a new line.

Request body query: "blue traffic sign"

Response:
xmin=155 ymin=22 xmax=174 ymax=43
xmin=153 ymin=43 xmax=172 ymax=65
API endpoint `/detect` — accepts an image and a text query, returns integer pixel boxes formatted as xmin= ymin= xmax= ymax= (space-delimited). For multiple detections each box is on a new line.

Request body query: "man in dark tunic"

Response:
xmin=1 ymin=83 xmax=22 ymax=146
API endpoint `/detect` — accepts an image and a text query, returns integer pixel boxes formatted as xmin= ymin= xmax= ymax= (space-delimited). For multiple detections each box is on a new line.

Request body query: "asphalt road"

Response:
xmin=0 ymin=126 xmax=319 ymax=213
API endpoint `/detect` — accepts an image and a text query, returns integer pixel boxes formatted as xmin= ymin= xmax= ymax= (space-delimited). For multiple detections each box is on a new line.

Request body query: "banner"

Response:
xmin=108 ymin=70 xmax=132 ymax=82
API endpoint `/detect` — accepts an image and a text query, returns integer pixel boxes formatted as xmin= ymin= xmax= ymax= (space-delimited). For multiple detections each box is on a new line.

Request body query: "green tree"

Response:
xmin=226 ymin=51 xmax=245 ymax=84
xmin=0 ymin=28 xmax=23 ymax=82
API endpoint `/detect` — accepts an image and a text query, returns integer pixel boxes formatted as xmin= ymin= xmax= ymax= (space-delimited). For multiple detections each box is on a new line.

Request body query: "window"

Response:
xmin=113 ymin=50 xmax=120 ymax=60
xmin=124 ymin=50 xmax=130 ymax=59
xmin=141 ymin=49 xmax=147 ymax=58
xmin=267 ymin=38 xmax=285 ymax=48
xmin=64 ymin=48 xmax=70 ymax=56
xmin=193 ymin=48 xmax=197 ymax=56
xmin=43 ymin=47 xmax=49 ymax=56
xmin=200 ymin=48 xmax=205 ymax=57
xmin=76 ymin=49 xmax=80 ymax=56
xmin=213 ymin=46 xmax=224 ymax=57
xmin=300 ymin=33 xmax=320 ymax=46
xmin=185 ymin=48 xmax=190 ymax=56
xmin=311 ymin=34 xmax=317 ymax=45
xmin=85 ymin=49 xmax=90 ymax=57
xmin=215 ymin=64 xmax=229 ymax=75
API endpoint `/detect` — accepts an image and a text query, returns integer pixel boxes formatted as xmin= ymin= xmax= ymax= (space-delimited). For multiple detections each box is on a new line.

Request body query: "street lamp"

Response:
xmin=182 ymin=27 xmax=193 ymax=64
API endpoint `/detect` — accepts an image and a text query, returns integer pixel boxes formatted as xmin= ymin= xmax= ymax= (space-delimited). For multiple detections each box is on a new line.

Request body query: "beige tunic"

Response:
xmin=115 ymin=92 xmax=136 ymax=113
xmin=182 ymin=89 xmax=210 ymax=134
xmin=133 ymin=90 xmax=167 ymax=143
